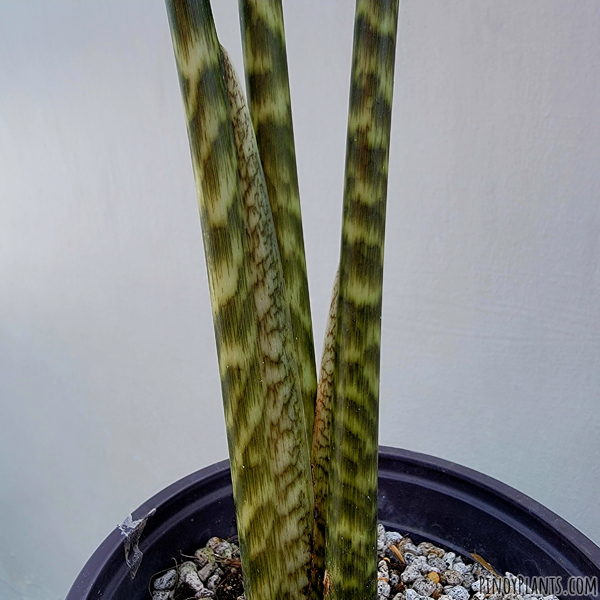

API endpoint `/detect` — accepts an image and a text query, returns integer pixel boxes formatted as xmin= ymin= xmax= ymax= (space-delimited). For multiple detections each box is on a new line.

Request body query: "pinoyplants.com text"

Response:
xmin=481 ymin=575 xmax=598 ymax=597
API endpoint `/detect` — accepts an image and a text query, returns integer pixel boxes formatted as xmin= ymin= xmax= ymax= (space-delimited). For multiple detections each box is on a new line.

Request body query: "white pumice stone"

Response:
xmin=213 ymin=540 xmax=233 ymax=559
xmin=386 ymin=531 xmax=403 ymax=545
xmin=194 ymin=547 xmax=214 ymax=569
xmin=442 ymin=570 xmax=463 ymax=586
xmin=402 ymin=565 xmax=421 ymax=583
xmin=182 ymin=570 xmax=204 ymax=593
xmin=205 ymin=537 xmax=223 ymax=551
xmin=428 ymin=556 xmax=447 ymax=571
xmin=378 ymin=579 xmax=391 ymax=598
xmin=154 ymin=569 xmax=177 ymax=590
xmin=417 ymin=542 xmax=434 ymax=555
xmin=413 ymin=556 xmax=430 ymax=572
xmin=412 ymin=576 xmax=438 ymax=597
xmin=406 ymin=588 xmax=419 ymax=600
xmin=198 ymin=560 xmax=217 ymax=582
xmin=378 ymin=524 xmax=387 ymax=551
xmin=207 ymin=572 xmax=221 ymax=591
xmin=447 ymin=585 xmax=471 ymax=600
xmin=178 ymin=561 xmax=197 ymax=575
xmin=444 ymin=552 xmax=456 ymax=567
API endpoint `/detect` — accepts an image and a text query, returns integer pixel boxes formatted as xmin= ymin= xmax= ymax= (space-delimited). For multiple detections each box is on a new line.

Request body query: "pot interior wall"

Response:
xmin=67 ymin=448 xmax=600 ymax=600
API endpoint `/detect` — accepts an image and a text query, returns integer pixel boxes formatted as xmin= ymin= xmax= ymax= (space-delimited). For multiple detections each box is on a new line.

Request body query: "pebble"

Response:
xmin=386 ymin=531 xmax=403 ymax=546
xmin=207 ymin=570 xmax=222 ymax=591
xmin=378 ymin=524 xmax=387 ymax=552
xmin=153 ymin=569 xmax=177 ymax=591
xmin=444 ymin=552 xmax=456 ymax=568
xmin=413 ymin=576 xmax=438 ymax=597
xmin=198 ymin=560 xmax=217 ymax=582
xmin=419 ymin=543 xmax=445 ymax=558
xmin=442 ymin=570 xmax=463 ymax=586
xmin=413 ymin=556 xmax=431 ymax=573
xmin=213 ymin=540 xmax=233 ymax=559
xmin=194 ymin=547 xmax=215 ymax=569
xmin=152 ymin=592 xmax=171 ymax=600
xmin=205 ymin=537 xmax=222 ymax=551
xmin=402 ymin=565 xmax=421 ymax=583
xmin=378 ymin=579 xmax=391 ymax=598
xmin=447 ymin=585 xmax=471 ymax=600
xmin=178 ymin=562 xmax=204 ymax=594
xmin=428 ymin=556 xmax=447 ymax=572
xmin=403 ymin=542 xmax=421 ymax=554
xmin=404 ymin=552 xmax=418 ymax=566
xmin=178 ymin=561 xmax=197 ymax=578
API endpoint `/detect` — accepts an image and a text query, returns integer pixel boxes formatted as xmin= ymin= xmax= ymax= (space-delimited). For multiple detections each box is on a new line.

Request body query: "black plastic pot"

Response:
xmin=67 ymin=447 xmax=600 ymax=600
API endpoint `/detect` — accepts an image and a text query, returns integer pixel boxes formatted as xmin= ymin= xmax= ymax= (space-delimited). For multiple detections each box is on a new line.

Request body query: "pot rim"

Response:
xmin=378 ymin=446 xmax=600 ymax=567
xmin=67 ymin=446 xmax=600 ymax=599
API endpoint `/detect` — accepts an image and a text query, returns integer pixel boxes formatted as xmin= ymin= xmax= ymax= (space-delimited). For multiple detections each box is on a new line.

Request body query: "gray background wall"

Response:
xmin=1 ymin=1 xmax=599 ymax=599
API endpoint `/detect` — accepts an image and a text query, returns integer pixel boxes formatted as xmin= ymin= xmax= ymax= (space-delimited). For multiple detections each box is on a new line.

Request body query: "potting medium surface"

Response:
xmin=147 ymin=524 xmax=568 ymax=600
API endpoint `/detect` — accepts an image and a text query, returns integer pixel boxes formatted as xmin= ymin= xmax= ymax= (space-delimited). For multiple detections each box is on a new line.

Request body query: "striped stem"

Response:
xmin=325 ymin=1 xmax=399 ymax=599
xmin=222 ymin=46 xmax=313 ymax=600
xmin=239 ymin=0 xmax=317 ymax=440
xmin=311 ymin=269 xmax=339 ymax=599
xmin=165 ymin=2 xmax=283 ymax=598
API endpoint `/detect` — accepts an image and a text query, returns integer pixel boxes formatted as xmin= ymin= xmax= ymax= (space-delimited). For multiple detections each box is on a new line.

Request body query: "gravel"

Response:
xmin=148 ymin=525 xmax=561 ymax=600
